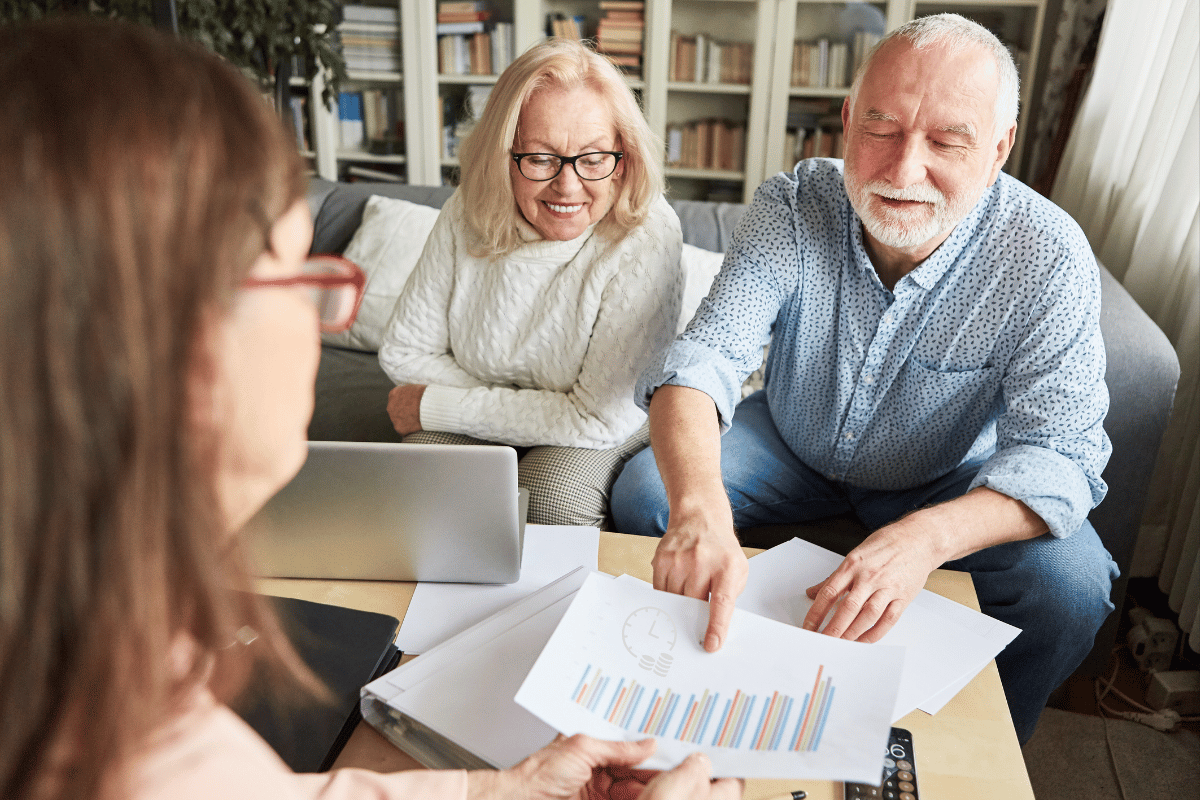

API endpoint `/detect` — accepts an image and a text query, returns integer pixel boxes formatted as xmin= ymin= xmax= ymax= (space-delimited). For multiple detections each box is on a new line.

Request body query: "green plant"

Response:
xmin=0 ymin=0 xmax=348 ymax=104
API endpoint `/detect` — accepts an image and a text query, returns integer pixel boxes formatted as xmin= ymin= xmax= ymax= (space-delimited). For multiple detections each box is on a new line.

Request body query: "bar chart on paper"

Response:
xmin=515 ymin=572 xmax=905 ymax=780
xmin=572 ymin=663 xmax=836 ymax=752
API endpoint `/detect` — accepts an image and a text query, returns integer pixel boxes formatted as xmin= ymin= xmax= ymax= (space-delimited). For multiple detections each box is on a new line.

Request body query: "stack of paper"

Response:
xmin=737 ymin=538 xmax=1019 ymax=721
xmin=515 ymin=573 xmax=904 ymax=783
xmin=362 ymin=534 xmax=1019 ymax=783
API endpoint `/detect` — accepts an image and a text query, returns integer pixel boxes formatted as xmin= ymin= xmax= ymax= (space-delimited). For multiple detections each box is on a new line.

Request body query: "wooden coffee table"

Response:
xmin=257 ymin=531 xmax=1034 ymax=800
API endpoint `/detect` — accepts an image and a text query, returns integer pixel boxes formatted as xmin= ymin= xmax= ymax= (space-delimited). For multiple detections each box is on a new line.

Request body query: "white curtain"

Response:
xmin=1052 ymin=0 xmax=1200 ymax=652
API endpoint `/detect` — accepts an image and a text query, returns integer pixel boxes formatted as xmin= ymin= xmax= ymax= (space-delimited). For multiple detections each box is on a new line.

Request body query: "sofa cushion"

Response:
xmin=321 ymin=195 xmax=441 ymax=351
xmin=678 ymin=243 xmax=724 ymax=333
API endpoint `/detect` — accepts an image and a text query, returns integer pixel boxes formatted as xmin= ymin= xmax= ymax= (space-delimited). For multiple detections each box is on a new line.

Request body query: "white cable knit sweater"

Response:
xmin=378 ymin=190 xmax=683 ymax=449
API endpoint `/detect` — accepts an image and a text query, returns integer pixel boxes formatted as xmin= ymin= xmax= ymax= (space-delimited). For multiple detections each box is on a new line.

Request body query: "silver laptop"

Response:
xmin=245 ymin=441 xmax=526 ymax=583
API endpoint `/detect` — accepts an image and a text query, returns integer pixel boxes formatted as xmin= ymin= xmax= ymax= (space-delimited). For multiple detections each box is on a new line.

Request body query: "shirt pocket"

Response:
xmin=877 ymin=360 xmax=1002 ymax=468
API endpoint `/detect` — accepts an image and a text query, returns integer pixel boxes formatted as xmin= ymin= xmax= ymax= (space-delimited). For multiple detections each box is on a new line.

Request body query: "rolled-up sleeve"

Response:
xmin=969 ymin=247 xmax=1111 ymax=537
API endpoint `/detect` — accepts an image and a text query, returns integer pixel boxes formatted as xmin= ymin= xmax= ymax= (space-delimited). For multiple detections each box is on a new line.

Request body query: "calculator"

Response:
xmin=844 ymin=726 xmax=919 ymax=800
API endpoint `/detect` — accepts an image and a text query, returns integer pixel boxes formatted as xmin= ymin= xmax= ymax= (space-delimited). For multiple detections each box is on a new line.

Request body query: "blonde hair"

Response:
xmin=849 ymin=13 xmax=1020 ymax=134
xmin=457 ymin=38 xmax=663 ymax=259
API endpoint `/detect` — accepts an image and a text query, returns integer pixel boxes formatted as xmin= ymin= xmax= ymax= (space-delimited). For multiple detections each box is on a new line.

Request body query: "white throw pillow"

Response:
xmin=321 ymin=195 xmax=441 ymax=351
xmin=678 ymin=243 xmax=726 ymax=334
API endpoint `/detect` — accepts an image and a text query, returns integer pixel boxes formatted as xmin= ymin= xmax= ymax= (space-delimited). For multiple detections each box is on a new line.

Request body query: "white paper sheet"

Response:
xmin=515 ymin=572 xmax=905 ymax=784
xmin=363 ymin=568 xmax=593 ymax=769
xmin=395 ymin=524 xmax=600 ymax=653
xmin=738 ymin=538 xmax=1019 ymax=718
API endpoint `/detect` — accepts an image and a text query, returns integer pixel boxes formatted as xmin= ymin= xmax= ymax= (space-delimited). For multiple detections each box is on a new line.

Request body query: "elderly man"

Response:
xmin=611 ymin=13 xmax=1117 ymax=743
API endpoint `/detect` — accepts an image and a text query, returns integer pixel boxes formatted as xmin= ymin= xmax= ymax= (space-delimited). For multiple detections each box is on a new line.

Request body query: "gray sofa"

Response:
xmin=305 ymin=177 xmax=1179 ymax=675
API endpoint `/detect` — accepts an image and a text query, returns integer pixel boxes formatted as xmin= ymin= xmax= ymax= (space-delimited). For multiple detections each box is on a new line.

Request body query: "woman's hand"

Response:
xmin=641 ymin=753 xmax=742 ymax=800
xmin=468 ymin=734 xmax=655 ymax=800
xmin=585 ymin=754 xmax=742 ymax=800
xmin=386 ymin=384 xmax=426 ymax=436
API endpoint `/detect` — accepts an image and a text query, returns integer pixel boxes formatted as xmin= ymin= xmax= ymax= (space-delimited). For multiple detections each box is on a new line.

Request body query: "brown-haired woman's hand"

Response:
xmin=466 ymin=734 xmax=653 ymax=800
xmin=638 ymin=753 xmax=743 ymax=800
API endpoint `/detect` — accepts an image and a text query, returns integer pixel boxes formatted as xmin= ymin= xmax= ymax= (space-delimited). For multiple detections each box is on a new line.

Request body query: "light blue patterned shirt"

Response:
xmin=637 ymin=159 xmax=1110 ymax=538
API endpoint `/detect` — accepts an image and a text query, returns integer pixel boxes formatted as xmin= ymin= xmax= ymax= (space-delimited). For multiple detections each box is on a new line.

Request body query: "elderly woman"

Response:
xmin=379 ymin=39 xmax=683 ymax=529
xmin=0 ymin=18 xmax=737 ymax=800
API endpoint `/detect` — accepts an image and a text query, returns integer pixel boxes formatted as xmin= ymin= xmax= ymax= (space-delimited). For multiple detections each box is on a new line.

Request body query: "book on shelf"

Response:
xmin=437 ymin=11 xmax=492 ymax=23
xmin=782 ymin=117 xmax=843 ymax=172
xmin=547 ymin=13 xmax=587 ymax=40
xmin=438 ymin=22 xmax=512 ymax=76
xmin=595 ymin=0 xmax=643 ymax=75
xmin=341 ymin=3 xmax=400 ymax=26
xmin=288 ymin=95 xmax=310 ymax=153
xmin=791 ymin=38 xmax=849 ymax=89
xmin=668 ymin=32 xmax=752 ymax=84
xmin=850 ymin=30 xmax=880 ymax=76
xmin=345 ymin=164 xmax=405 ymax=182
xmin=338 ymin=91 xmax=365 ymax=151
xmin=665 ymin=118 xmax=745 ymax=172
xmin=437 ymin=20 xmax=488 ymax=34
xmin=338 ymin=17 xmax=401 ymax=74
xmin=439 ymin=0 xmax=488 ymax=12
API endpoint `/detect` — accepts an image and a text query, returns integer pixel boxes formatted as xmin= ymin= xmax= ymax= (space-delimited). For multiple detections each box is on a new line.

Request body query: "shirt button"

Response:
xmin=844 ymin=432 xmax=855 ymax=441
xmin=863 ymin=374 xmax=874 ymax=384
xmin=884 ymin=314 xmax=894 ymax=323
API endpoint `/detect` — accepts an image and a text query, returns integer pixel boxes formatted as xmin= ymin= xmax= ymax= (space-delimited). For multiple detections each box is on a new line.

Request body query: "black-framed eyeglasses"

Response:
xmin=242 ymin=254 xmax=366 ymax=333
xmin=511 ymin=151 xmax=624 ymax=181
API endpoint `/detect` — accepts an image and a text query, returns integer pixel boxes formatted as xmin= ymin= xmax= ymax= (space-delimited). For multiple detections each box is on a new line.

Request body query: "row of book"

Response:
xmin=595 ymin=1 xmax=644 ymax=75
xmin=339 ymin=4 xmax=402 ymax=74
xmin=436 ymin=1 xmax=515 ymax=76
xmin=790 ymin=30 xmax=881 ymax=89
xmin=668 ymin=32 xmax=753 ymax=85
xmin=438 ymin=24 xmax=515 ymax=75
xmin=337 ymin=89 xmax=404 ymax=154
xmin=780 ymin=126 xmax=844 ymax=173
xmin=665 ymin=119 xmax=746 ymax=172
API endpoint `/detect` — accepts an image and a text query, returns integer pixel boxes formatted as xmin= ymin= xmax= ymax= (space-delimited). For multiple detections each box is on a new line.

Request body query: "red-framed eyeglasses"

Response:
xmin=242 ymin=254 xmax=366 ymax=333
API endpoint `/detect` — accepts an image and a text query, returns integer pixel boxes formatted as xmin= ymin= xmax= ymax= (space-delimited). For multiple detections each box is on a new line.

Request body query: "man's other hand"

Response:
xmin=802 ymin=515 xmax=939 ymax=642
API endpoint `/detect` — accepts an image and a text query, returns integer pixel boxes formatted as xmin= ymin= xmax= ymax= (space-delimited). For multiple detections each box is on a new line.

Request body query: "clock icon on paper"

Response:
xmin=623 ymin=607 xmax=677 ymax=677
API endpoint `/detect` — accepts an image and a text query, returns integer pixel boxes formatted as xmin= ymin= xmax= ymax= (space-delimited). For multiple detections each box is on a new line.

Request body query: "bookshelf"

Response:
xmin=305 ymin=0 xmax=1047 ymax=199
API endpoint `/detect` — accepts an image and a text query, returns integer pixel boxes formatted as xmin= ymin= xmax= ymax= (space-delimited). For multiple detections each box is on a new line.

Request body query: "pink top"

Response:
xmin=128 ymin=687 xmax=468 ymax=800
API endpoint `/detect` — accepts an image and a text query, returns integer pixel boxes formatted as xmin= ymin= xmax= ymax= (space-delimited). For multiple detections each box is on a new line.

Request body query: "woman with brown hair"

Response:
xmin=0 ymin=17 xmax=738 ymax=800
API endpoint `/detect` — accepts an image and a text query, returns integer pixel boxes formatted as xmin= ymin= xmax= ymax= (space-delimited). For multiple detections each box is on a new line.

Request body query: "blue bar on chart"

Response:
xmin=570 ymin=664 xmax=836 ymax=752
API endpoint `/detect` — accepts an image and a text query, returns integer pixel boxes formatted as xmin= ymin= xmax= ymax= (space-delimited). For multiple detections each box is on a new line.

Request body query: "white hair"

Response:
xmin=848 ymin=13 xmax=1020 ymax=134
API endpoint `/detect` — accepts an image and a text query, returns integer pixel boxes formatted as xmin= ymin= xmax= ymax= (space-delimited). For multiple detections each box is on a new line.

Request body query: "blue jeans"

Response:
xmin=611 ymin=391 xmax=1118 ymax=743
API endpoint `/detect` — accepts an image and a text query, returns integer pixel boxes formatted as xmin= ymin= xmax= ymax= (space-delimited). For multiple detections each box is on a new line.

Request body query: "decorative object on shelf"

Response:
xmin=0 ymin=0 xmax=349 ymax=105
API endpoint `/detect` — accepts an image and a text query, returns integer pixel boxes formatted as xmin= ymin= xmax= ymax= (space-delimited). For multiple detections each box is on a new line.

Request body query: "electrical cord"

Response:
xmin=1094 ymin=657 xmax=1133 ymax=800
xmin=1090 ymin=643 xmax=1200 ymax=800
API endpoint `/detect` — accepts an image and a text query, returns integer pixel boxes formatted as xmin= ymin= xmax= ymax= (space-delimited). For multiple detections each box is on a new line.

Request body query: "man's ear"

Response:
xmin=988 ymin=122 xmax=1017 ymax=185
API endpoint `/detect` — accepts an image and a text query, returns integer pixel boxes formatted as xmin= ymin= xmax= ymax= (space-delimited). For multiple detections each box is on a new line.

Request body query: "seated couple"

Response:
xmin=391 ymin=18 xmax=1119 ymax=747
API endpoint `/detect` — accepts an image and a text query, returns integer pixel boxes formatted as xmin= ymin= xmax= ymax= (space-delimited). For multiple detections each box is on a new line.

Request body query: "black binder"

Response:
xmin=231 ymin=594 xmax=402 ymax=772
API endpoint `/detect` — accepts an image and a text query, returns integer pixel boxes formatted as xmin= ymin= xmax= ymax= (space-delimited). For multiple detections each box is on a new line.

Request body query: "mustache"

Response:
xmin=862 ymin=180 xmax=945 ymax=205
